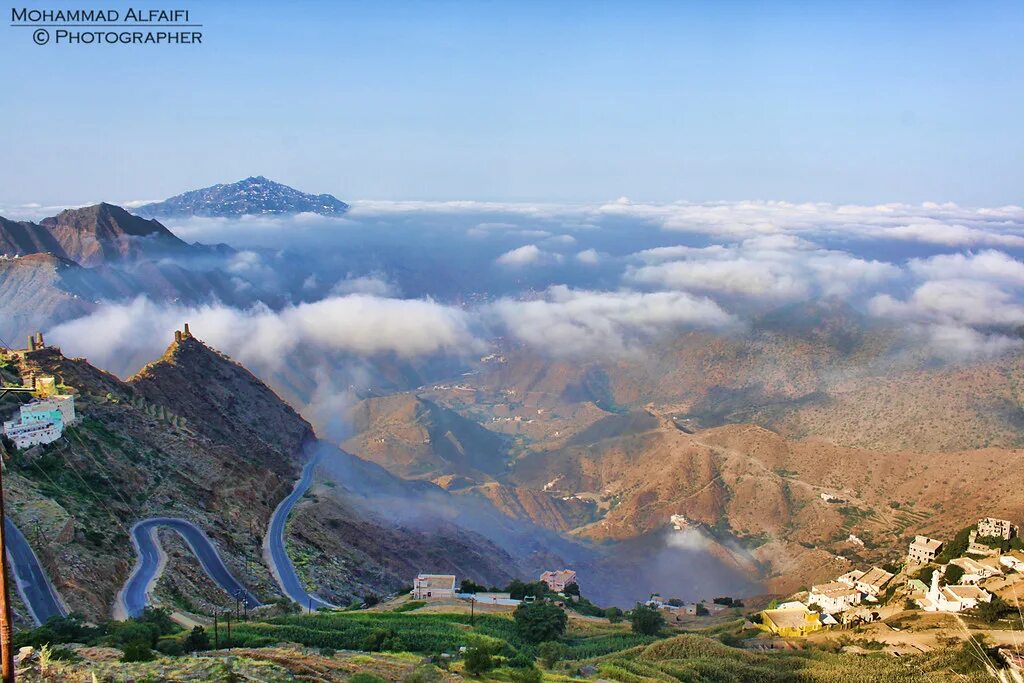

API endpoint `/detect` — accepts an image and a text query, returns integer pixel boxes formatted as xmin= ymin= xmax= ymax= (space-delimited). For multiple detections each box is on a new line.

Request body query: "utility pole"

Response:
xmin=0 ymin=448 xmax=16 ymax=683
xmin=213 ymin=614 xmax=219 ymax=650
xmin=226 ymin=611 xmax=231 ymax=647
xmin=470 ymin=596 xmax=475 ymax=625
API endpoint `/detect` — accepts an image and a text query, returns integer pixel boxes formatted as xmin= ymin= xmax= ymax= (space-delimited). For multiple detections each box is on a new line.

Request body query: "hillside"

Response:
xmin=0 ymin=252 xmax=247 ymax=344
xmin=0 ymin=333 xmax=521 ymax=622
xmin=343 ymin=394 xmax=511 ymax=481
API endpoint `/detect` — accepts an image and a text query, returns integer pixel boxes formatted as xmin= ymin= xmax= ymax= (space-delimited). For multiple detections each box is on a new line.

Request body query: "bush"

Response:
xmin=350 ymin=674 xmax=387 ymax=683
xmin=630 ymin=603 xmax=665 ymax=636
xmin=120 ymin=642 xmax=154 ymax=662
xmin=538 ymin=641 xmax=566 ymax=668
xmin=943 ymin=564 xmax=965 ymax=585
xmin=514 ymin=603 xmax=568 ymax=643
xmin=184 ymin=625 xmax=210 ymax=652
xmin=463 ymin=647 xmax=494 ymax=676
xmin=105 ymin=620 xmax=160 ymax=648
xmin=507 ymin=665 xmax=543 ymax=683
xmin=155 ymin=638 xmax=185 ymax=656
xmin=604 ymin=606 xmax=623 ymax=623
xmin=403 ymin=665 xmax=442 ymax=683
xmin=363 ymin=627 xmax=399 ymax=652
xmin=136 ymin=607 xmax=178 ymax=636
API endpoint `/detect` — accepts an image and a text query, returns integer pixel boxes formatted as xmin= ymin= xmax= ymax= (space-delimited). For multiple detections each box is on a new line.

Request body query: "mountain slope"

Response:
xmin=343 ymin=394 xmax=511 ymax=481
xmin=136 ymin=176 xmax=349 ymax=218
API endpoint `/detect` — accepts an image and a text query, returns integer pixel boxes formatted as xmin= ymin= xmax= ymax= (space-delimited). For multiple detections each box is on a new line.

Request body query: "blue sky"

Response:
xmin=2 ymin=0 xmax=1022 ymax=206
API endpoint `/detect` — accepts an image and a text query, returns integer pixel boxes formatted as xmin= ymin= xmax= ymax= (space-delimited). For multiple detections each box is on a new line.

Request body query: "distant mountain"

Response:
xmin=0 ymin=203 xmax=188 ymax=267
xmin=135 ymin=176 xmax=349 ymax=218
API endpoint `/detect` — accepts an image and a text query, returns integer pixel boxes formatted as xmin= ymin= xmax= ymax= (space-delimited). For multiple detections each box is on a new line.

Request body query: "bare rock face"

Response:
xmin=128 ymin=331 xmax=315 ymax=474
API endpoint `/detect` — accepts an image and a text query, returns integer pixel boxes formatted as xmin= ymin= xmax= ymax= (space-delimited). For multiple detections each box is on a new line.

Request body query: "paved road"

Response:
xmin=4 ymin=517 xmax=67 ymax=625
xmin=264 ymin=452 xmax=337 ymax=611
xmin=118 ymin=517 xmax=263 ymax=619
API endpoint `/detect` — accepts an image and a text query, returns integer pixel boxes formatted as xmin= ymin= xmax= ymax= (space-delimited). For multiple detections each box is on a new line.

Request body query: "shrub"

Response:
xmin=943 ymin=564 xmax=965 ymax=585
xmin=630 ymin=603 xmax=665 ymax=636
xmin=514 ymin=603 xmax=568 ymax=643
xmin=155 ymin=638 xmax=185 ymax=656
xmin=463 ymin=647 xmax=494 ymax=676
xmin=120 ymin=642 xmax=154 ymax=662
xmin=604 ymin=606 xmax=624 ymax=623
xmin=507 ymin=665 xmax=543 ymax=683
xmin=538 ymin=641 xmax=566 ymax=668
xmin=184 ymin=625 xmax=210 ymax=652
xmin=403 ymin=665 xmax=442 ymax=683
xmin=350 ymin=674 xmax=387 ymax=683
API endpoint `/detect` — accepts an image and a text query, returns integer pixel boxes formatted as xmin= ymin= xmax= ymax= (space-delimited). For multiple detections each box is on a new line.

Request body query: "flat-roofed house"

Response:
xmin=1000 ymin=550 xmax=1024 ymax=572
xmin=413 ymin=574 xmax=457 ymax=600
xmin=918 ymin=569 xmax=993 ymax=612
xmin=908 ymin=536 xmax=943 ymax=564
xmin=761 ymin=603 xmax=824 ymax=637
xmin=978 ymin=518 xmax=1018 ymax=540
xmin=855 ymin=567 xmax=894 ymax=598
xmin=949 ymin=556 xmax=1002 ymax=585
xmin=807 ymin=581 xmax=862 ymax=614
xmin=540 ymin=569 xmax=577 ymax=593
xmin=837 ymin=570 xmax=865 ymax=587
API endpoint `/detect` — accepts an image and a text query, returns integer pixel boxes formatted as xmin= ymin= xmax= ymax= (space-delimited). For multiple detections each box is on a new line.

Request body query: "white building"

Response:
xmin=978 ymin=518 xmax=1018 ymax=540
xmin=949 ymin=556 xmax=1002 ymax=585
xmin=854 ymin=567 xmax=894 ymax=598
xmin=2 ymin=395 xmax=75 ymax=449
xmin=1000 ymin=551 xmax=1024 ymax=572
xmin=918 ymin=569 xmax=993 ymax=612
xmin=412 ymin=574 xmax=457 ymax=600
xmin=807 ymin=581 xmax=862 ymax=614
xmin=837 ymin=569 xmax=865 ymax=587
xmin=540 ymin=569 xmax=577 ymax=593
xmin=908 ymin=536 xmax=943 ymax=564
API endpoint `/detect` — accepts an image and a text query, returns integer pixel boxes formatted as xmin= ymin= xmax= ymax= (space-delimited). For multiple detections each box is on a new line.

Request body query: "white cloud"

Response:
xmin=331 ymin=273 xmax=400 ymax=297
xmin=489 ymin=286 xmax=736 ymax=357
xmin=495 ymin=244 xmax=563 ymax=267
xmin=48 ymin=295 xmax=481 ymax=375
xmin=908 ymin=250 xmax=1024 ymax=285
xmin=575 ymin=249 xmax=601 ymax=265
xmin=626 ymin=237 xmax=898 ymax=301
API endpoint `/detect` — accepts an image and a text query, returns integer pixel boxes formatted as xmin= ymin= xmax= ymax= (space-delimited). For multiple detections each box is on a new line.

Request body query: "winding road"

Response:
xmin=8 ymin=451 xmax=335 ymax=622
xmin=4 ymin=517 xmax=67 ymax=625
xmin=264 ymin=452 xmax=337 ymax=611
xmin=116 ymin=517 xmax=263 ymax=619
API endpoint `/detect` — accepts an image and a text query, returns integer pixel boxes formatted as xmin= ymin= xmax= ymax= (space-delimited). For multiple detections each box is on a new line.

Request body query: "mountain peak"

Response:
xmin=129 ymin=324 xmax=315 ymax=468
xmin=135 ymin=176 xmax=349 ymax=219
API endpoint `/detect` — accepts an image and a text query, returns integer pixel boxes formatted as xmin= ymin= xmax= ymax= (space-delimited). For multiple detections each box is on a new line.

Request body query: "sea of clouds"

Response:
xmin=33 ymin=197 xmax=1024 ymax=376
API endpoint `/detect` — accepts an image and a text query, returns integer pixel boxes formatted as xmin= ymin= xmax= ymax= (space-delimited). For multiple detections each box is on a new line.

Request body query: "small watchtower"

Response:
xmin=174 ymin=323 xmax=193 ymax=343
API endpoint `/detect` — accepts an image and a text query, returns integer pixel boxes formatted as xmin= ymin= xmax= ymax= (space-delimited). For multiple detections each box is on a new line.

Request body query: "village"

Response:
xmin=0 ymin=333 xmax=77 ymax=449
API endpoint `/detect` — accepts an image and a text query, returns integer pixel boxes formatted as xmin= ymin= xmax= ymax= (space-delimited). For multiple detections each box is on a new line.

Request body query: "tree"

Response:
xmin=514 ymin=603 xmax=568 ymax=643
xmin=121 ymin=642 xmax=154 ymax=662
xmin=538 ymin=641 xmax=567 ymax=669
xmin=460 ymin=579 xmax=487 ymax=594
xmin=976 ymin=597 xmax=1014 ymax=624
xmin=604 ymin=606 xmax=623 ymax=623
xmin=463 ymin=635 xmax=504 ymax=676
xmin=943 ymin=564 xmax=965 ymax=585
xmin=630 ymin=603 xmax=665 ymax=635
xmin=184 ymin=626 xmax=210 ymax=652
xmin=563 ymin=582 xmax=580 ymax=597
xmin=937 ymin=526 xmax=975 ymax=563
